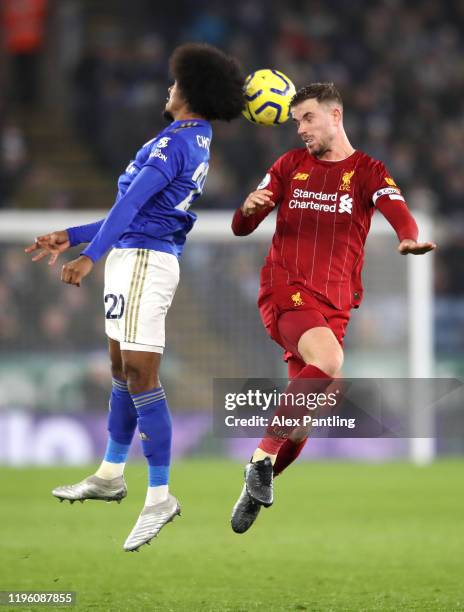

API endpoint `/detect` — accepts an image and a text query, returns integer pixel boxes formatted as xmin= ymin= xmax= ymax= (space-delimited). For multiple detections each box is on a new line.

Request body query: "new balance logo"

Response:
xmin=338 ymin=194 xmax=353 ymax=214
xmin=293 ymin=172 xmax=310 ymax=180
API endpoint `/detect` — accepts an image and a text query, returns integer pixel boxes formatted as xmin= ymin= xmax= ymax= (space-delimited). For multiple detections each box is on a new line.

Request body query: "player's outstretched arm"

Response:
xmin=232 ymin=189 xmax=275 ymax=236
xmin=25 ymin=230 xmax=71 ymax=265
xmin=375 ymin=199 xmax=436 ymax=256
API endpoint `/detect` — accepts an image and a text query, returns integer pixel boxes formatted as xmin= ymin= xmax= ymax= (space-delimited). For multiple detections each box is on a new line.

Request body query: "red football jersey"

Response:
xmin=233 ymin=148 xmax=411 ymax=311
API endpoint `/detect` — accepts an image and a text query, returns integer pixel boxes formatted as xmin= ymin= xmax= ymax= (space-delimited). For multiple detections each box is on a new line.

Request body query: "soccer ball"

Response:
xmin=242 ymin=69 xmax=296 ymax=126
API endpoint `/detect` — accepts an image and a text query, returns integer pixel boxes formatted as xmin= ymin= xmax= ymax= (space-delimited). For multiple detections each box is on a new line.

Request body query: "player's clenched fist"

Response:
xmin=25 ymin=230 xmax=70 ymax=265
xmin=61 ymin=255 xmax=94 ymax=287
xmin=241 ymin=189 xmax=275 ymax=217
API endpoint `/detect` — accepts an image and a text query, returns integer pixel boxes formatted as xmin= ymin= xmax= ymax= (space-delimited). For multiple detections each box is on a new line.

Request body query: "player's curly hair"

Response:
xmin=169 ymin=43 xmax=245 ymax=121
xmin=290 ymin=83 xmax=343 ymax=108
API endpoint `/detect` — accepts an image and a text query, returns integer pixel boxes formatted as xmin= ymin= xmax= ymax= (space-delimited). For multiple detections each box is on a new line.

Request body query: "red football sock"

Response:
xmin=287 ymin=355 xmax=306 ymax=379
xmin=258 ymin=363 xmax=331 ymax=456
xmin=273 ymin=437 xmax=308 ymax=476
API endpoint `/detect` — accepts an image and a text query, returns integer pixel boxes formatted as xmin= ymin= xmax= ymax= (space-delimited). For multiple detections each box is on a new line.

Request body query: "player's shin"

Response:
xmin=95 ymin=377 xmax=137 ymax=479
xmin=131 ymin=387 xmax=172 ymax=506
xmin=255 ymin=363 xmax=332 ymax=461
xmin=269 ymin=357 xmax=310 ymax=476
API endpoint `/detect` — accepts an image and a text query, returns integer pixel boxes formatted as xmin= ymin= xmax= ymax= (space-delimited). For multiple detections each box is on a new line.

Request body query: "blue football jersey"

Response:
xmin=111 ymin=119 xmax=211 ymax=257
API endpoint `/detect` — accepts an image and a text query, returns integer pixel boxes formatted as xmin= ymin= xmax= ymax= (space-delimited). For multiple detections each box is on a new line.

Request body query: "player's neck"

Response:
xmin=316 ymin=133 xmax=355 ymax=162
xmin=173 ymin=109 xmax=207 ymax=122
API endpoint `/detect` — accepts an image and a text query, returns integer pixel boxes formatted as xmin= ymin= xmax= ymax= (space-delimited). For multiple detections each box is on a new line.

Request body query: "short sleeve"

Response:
xmin=365 ymin=160 xmax=406 ymax=208
xmin=144 ymin=133 xmax=187 ymax=182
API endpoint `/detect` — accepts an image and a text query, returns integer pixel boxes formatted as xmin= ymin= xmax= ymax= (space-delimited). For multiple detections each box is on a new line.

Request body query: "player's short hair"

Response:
xmin=169 ymin=43 xmax=245 ymax=121
xmin=290 ymin=83 xmax=343 ymax=109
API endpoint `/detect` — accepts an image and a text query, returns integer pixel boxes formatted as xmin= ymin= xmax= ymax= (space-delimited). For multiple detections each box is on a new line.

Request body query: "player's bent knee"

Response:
xmin=316 ymin=353 xmax=343 ymax=378
xmin=124 ymin=365 xmax=150 ymax=390
xmin=300 ymin=346 xmax=343 ymax=376
xmin=123 ymin=360 xmax=160 ymax=394
xmin=303 ymin=349 xmax=343 ymax=378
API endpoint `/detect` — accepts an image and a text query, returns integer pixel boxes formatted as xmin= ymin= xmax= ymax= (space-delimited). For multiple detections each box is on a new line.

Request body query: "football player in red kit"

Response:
xmin=230 ymin=83 xmax=436 ymax=533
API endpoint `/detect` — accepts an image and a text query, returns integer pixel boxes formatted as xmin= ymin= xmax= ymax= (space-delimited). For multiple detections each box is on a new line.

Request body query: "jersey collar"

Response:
xmin=307 ymin=149 xmax=360 ymax=166
xmin=170 ymin=119 xmax=211 ymax=129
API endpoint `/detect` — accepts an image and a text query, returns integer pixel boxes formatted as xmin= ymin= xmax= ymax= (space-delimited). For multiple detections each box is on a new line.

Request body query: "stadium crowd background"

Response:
xmin=0 ymin=0 xmax=463 ymax=412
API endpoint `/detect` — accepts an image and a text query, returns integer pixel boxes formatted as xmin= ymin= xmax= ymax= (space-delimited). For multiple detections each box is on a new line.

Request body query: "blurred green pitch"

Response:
xmin=1 ymin=461 xmax=463 ymax=611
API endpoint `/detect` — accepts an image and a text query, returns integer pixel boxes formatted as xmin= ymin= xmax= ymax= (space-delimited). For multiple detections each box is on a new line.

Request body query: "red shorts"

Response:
xmin=258 ymin=284 xmax=350 ymax=361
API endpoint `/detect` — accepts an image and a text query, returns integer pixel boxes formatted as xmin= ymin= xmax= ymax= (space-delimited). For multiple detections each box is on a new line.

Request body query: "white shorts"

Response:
xmin=104 ymin=248 xmax=179 ymax=353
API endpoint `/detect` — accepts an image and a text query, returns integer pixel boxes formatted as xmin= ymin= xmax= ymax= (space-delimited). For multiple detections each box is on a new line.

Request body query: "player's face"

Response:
xmin=163 ymin=81 xmax=185 ymax=121
xmin=291 ymin=99 xmax=339 ymax=158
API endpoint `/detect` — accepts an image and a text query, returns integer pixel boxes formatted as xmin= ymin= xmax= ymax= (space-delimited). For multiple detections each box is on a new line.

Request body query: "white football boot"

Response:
xmin=52 ymin=475 xmax=127 ymax=504
xmin=124 ymin=494 xmax=181 ymax=552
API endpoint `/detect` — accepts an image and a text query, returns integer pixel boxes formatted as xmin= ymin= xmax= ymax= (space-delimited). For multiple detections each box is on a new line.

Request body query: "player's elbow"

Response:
xmin=231 ymin=223 xmax=251 ymax=237
xmin=232 ymin=228 xmax=249 ymax=237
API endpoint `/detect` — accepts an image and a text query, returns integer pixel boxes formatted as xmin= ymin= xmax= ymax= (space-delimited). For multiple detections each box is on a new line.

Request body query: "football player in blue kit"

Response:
xmin=25 ymin=43 xmax=244 ymax=551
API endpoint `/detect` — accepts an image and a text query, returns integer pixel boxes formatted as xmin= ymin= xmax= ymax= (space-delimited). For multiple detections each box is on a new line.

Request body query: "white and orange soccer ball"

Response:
xmin=242 ymin=69 xmax=296 ymax=126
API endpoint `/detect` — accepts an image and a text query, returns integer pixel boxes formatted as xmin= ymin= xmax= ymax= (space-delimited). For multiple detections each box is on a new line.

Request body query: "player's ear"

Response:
xmin=332 ymin=105 xmax=342 ymax=126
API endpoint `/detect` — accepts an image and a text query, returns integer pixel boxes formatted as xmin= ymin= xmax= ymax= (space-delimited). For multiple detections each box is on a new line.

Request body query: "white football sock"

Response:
xmin=95 ymin=460 xmax=125 ymax=480
xmin=145 ymin=485 xmax=169 ymax=506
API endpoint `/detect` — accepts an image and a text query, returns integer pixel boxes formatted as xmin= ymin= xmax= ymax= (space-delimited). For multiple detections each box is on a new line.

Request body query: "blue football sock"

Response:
xmin=131 ymin=387 xmax=172 ymax=487
xmin=104 ymin=377 xmax=138 ymax=464
xmin=103 ymin=438 xmax=131 ymax=464
xmin=148 ymin=465 xmax=170 ymax=487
